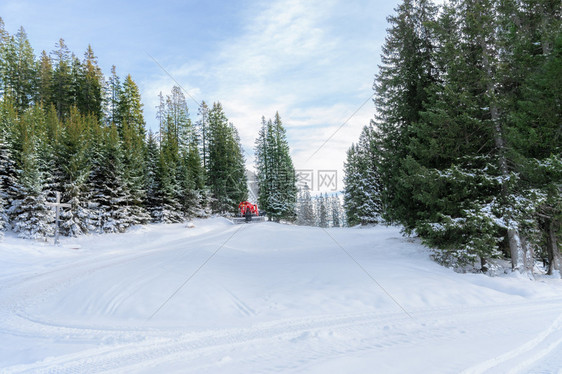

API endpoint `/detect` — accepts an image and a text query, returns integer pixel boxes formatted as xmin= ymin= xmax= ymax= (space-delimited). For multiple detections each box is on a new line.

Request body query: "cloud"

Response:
xmin=142 ymin=0 xmax=394 ymax=192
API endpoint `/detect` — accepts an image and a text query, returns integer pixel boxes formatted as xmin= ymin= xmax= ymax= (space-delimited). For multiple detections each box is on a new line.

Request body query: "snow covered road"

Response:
xmin=1 ymin=218 xmax=561 ymax=373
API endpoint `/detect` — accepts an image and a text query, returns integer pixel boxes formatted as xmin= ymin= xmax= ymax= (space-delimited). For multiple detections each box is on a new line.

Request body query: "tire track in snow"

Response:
xmin=461 ymin=312 xmax=562 ymax=374
xmin=5 ymin=301 xmax=562 ymax=374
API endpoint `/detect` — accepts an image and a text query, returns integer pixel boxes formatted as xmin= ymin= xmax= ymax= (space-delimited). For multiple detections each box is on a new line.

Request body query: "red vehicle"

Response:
xmin=238 ymin=201 xmax=259 ymax=216
xmin=232 ymin=201 xmax=265 ymax=224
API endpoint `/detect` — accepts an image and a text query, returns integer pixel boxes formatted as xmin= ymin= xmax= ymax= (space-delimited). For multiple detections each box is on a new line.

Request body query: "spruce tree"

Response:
xmin=9 ymin=105 xmax=53 ymax=239
xmin=116 ymin=74 xmax=145 ymax=138
xmin=254 ymin=112 xmax=296 ymax=221
xmin=373 ymin=0 xmax=438 ymax=227
xmin=51 ymin=39 xmax=74 ymax=119
xmin=207 ymin=102 xmax=247 ymax=213
xmin=76 ymin=45 xmax=104 ymax=119
xmin=296 ymin=184 xmax=315 ymax=226
xmin=58 ymin=107 xmax=94 ymax=236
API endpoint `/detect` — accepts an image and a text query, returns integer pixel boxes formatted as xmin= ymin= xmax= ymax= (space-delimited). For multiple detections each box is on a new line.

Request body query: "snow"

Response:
xmin=1 ymin=218 xmax=562 ymax=373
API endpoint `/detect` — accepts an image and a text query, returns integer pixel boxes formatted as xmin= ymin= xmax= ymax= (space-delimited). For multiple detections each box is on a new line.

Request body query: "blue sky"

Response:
xmin=0 ymin=0 xmax=401 ymax=193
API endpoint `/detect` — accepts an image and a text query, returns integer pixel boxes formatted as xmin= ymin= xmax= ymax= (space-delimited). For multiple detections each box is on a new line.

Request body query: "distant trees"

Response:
xmin=344 ymin=0 xmax=561 ymax=275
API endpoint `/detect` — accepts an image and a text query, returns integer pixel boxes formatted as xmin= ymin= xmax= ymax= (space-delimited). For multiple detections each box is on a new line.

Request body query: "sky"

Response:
xmin=0 ymin=0 xmax=401 ymax=194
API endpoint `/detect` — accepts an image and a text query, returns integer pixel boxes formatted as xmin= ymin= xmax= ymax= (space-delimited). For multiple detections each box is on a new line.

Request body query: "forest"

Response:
xmin=344 ymin=0 xmax=561 ymax=275
xmin=0 ymin=17 xmax=299 ymax=241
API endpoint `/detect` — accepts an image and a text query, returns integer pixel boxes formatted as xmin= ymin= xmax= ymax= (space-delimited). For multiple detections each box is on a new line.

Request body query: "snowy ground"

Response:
xmin=1 ymin=218 xmax=562 ymax=373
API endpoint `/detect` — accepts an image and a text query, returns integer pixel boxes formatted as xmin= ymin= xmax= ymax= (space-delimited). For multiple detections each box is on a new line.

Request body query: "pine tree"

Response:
xmin=88 ymin=123 xmax=132 ymax=233
xmin=318 ymin=194 xmax=328 ymax=228
xmin=36 ymin=51 xmax=53 ymax=106
xmin=58 ymin=107 xmax=94 ymax=236
xmin=0 ymin=98 xmax=17 ymax=238
xmin=11 ymin=27 xmax=36 ymax=113
xmin=331 ymin=194 xmax=342 ymax=228
xmin=197 ymin=101 xmax=210 ymax=172
xmin=116 ymin=74 xmax=145 ymax=138
xmin=504 ymin=1 xmax=562 ymax=275
xmin=104 ymin=65 xmax=120 ymax=125
xmin=122 ymin=120 xmax=150 ymax=225
xmin=51 ymin=39 xmax=74 ymax=119
xmin=373 ymin=0 xmax=438 ymax=227
xmin=0 ymin=97 xmax=17 ymax=226
xmin=296 ymin=183 xmax=315 ymax=226
xmin=76 ymin=45 xmax=104 ymax=119
xmin=207 ymin=102 xmax=247 ymax=213
xmin=145 ymin=130 xmax=163 ymax=222
xmin=8 ymin=105 xmax=54 ymax=239
xmin=254 ymin=112 xmax=296 ymax=221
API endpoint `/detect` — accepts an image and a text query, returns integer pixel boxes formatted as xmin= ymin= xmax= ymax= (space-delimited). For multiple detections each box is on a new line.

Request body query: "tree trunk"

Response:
xmin=546 ymin=218 xmax=562 ymax=277
xmin=479 ymin=35 xmax=527 ymax=273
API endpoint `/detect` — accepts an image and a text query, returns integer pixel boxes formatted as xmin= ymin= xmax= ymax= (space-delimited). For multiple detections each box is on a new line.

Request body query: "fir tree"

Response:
xmin=207 ymin=102 xmax=247 ymax=213
xmin=116 ymin=74 xmax=145 ymax=138
xmin=296 ymin=184 xmax=315 ymax=226
xmin=58 ymin=107 xmax=94 ymax=236
xmin=76 ymin=45 xmax=104 ymax=119
xmin=50 ymin=39 xmax=74 ymax=119
xmin=8 ymin=105 xmax=53 ymax=239
xmin=254 ymin=112 xmax=297 ymax=221
xmin=36 ymin=51 xmax=53 ymax=106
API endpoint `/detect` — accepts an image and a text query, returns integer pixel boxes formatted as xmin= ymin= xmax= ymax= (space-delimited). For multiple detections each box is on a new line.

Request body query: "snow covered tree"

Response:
xmin=197 ymin=100 xmax=210 ymax=172
xmin=8 ymin=105 xmax=53 ymax=239
xmin=88 ymin=123 xmax=132 ymax=233
xmin=207 ymin=102 xmax=247 ymax=213
xmin=0 ymin=98 xmax=17 ymax=238
xmin=373 ymin=0 xmax=438 ymax=227
xmin=121 ymin=120 xmax=150 ymax=225
xmin=58 ymin=107 xmax=94 ymax=236
xmin=145 ymin=130 xmax=163 ymax=222
xmin=296 ymin=183 xmax=315 ymax=226
xmin=344 ymin=125 xmax=383 ymax=226
xmin=331 ymin=194 xmax=343 ymax=228
xmin=254 ymin=112 xmax=297 ymax=221
xmin=317 ymin=194 xmax=328 ymax=228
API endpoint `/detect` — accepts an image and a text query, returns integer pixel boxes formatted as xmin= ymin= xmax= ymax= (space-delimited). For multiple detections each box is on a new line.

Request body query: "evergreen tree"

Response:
xmin=58 ymin=107 xmax=94 ymax=236
xmin=254 ymin=112 xmax=297 ymax=221
xmin=145 ymin=130 xmax=163 ymax=222
xmin=122 ymin=120 xmax=150 ymax=225
xmin=36 ymin=51 xmax=53 ymax=106
xmin=88 ymin=123 xmax=131 ymax=233
xmin=116 ymin=74 xmax=145 ymax=138
xmin=373 ymin=0 xmax=438 ymax=227
xmin=0 ymin=97 xmax=17 ymax=220
xmin=104 ymin=65 xmax=120 ymax=125
xmin=8 ymin=105 xmax=53 ymax=239
xmin=296 ymin=184 xmax=315 ymax=226
xmin=76 ymin=45 xmax=104 ymax=119
xmin=0 ymin=98 xmax=17 ymax=237
xmin=10 ymin=27 xmax=36 ymax=113
xmin=207 ymin=102 xmax=247 ymax=213
xmin=318 ymin=194 xmax=328 ymax=228
xmin=197 ymin=101 xmax=210 ymax=172
xmin=331 ymin=194 xmax=342 ymax=228
xmin=50 ymin=39 xmax=74 ymax=119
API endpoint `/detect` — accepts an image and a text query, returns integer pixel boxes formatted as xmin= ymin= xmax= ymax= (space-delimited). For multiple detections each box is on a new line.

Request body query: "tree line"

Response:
xmin=344 ymin=0 xmax=561 ymax=276
xmin=0 ymin=19 xmax=248 ymax=239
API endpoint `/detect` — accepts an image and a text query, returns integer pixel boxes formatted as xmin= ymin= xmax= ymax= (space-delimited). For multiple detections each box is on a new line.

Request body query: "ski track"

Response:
xmin=1 ymin=220 xmax=562 ymax=373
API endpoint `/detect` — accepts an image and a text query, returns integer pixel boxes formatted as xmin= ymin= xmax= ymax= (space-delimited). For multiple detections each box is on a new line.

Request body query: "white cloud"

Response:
xmin=142 ymin=0 xmax=393 ymax=192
